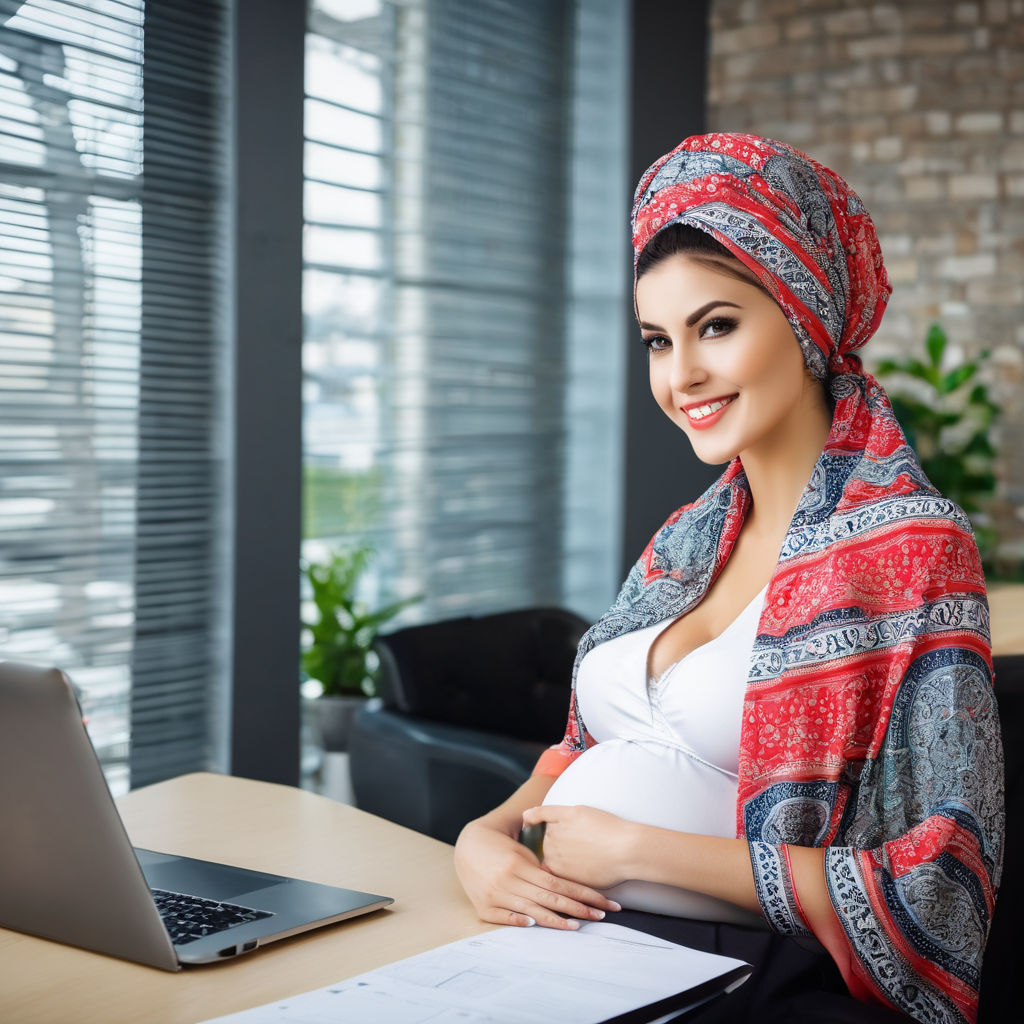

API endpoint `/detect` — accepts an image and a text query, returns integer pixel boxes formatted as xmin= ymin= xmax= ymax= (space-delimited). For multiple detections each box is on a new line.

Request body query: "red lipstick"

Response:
xmin=681 ymin=394 xmax=737 ymax=430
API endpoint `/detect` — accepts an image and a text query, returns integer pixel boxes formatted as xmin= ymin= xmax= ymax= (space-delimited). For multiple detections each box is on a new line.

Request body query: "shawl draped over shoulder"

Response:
xmin=535 ymin=134 xmax=1004 ymax=1024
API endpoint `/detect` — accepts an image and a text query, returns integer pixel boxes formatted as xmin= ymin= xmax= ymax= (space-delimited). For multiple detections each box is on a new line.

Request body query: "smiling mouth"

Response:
xmin=685 ymin=395 xmax=737 ymax=421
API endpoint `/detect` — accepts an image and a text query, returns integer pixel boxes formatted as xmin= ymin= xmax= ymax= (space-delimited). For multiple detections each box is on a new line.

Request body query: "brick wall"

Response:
xmin=708 ymin=0 xmax=1024 ymax=567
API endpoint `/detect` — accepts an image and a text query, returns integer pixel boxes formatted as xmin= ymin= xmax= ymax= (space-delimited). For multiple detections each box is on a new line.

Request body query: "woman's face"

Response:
xmin=636 ymin=252 xmax=824 ymax=467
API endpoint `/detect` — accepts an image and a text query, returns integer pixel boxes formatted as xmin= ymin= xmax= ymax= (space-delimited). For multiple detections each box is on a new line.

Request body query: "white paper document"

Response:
xmin=201 ymin=921 xmax=750 ymax=1024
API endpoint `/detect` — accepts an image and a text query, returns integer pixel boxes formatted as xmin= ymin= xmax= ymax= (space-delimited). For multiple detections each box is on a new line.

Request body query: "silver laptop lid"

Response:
xmin=0 ymin=662 xmax=179 ymax=970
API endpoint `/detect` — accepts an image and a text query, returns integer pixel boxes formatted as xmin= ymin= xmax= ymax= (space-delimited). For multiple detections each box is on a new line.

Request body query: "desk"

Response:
xmin=5 ymin=586 xmax=1021 ymax=1023
xmin=988 ymin=583 xmax=1024 ymax=656
xmin=0 ymin=772 xmax=492 ymax=1024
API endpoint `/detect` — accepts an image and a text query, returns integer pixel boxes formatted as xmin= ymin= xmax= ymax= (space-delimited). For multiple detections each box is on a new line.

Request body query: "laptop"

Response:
xmin=0 ymin=661 xmax=393 ymax=971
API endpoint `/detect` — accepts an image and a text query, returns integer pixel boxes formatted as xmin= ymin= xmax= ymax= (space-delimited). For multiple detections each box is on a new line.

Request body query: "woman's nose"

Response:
xmin=669 ymin=342 xmax=706 ymax=393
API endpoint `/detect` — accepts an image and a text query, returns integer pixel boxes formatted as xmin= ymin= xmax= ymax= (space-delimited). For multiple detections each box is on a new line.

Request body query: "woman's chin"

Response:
xmin=675 ymin=419 xmax=743 ymax=466
xmin=686 ymin=438 xmax=741 ymax=467
xmin=692 ymin=450 xmax=737 ymax=467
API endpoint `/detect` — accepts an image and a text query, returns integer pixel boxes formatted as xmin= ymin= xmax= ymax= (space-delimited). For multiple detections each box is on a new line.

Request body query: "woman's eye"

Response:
xmin=642 ymin=335 xmax=671 ymax=352
xmin=699 ymin=316 xmax=737 ymax=340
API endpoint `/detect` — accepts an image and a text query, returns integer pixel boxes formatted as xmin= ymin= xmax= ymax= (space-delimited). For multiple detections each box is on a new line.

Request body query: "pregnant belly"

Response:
xmin=543 ymin=740 xmax=766 ymax=928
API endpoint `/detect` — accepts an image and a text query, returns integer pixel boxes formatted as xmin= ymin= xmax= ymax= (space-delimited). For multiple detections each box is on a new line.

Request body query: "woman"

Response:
xmin=454 ymin=133 xmax=1003 ymax=1023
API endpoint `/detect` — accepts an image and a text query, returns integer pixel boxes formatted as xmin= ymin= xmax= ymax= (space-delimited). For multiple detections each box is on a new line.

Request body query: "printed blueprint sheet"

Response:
xmin=201 ymin=920 xmax=750 ymax=1024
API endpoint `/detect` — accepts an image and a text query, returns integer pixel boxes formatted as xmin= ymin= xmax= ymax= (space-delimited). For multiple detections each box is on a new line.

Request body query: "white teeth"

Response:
xmin=688 ymin=397 xmax=734 ymax=421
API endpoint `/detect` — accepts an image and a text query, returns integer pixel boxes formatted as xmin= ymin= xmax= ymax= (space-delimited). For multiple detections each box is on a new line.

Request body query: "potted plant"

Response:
xmin=300 ymin=544 xmax=415 ymax=752
xmin=875 ymin=323 xmax=1001 ymax=563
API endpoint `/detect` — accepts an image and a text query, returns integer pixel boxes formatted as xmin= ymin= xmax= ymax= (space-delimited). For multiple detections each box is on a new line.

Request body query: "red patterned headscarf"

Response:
xmin=631 ymin=132 xmax=891 ymax=380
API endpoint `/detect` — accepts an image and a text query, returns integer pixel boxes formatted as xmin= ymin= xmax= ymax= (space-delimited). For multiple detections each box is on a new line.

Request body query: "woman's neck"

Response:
xmin=739 ymin=382 xmax=832 ymax=541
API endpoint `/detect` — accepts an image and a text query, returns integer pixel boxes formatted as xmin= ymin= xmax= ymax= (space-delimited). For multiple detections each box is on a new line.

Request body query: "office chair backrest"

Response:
xmin=374 ymin=607 xmax=588 ymax=743
xmin=978 ymin=652 xmax=1022 ymax=1021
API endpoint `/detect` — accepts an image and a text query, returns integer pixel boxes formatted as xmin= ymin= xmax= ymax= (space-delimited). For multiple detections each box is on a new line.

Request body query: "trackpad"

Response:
xmin=135 ymin=848 xmax=285 ymax=901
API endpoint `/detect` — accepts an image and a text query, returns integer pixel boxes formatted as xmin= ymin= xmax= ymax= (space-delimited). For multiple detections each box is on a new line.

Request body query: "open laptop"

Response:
xmin=0 ymin=661 xmax=393 ymax=971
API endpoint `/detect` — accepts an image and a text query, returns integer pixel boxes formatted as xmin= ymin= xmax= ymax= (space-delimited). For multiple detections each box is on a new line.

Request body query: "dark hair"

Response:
xmin=636 ymin=223 xmax=771 ymax=296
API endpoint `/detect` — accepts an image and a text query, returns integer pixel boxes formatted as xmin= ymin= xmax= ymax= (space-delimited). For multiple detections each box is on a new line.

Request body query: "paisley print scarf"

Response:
xmin=537 ymin=134 xmax=1003 ymax=1024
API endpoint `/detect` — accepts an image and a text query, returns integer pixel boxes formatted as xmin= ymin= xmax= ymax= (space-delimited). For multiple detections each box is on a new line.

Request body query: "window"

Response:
xmin=302 ymin=0 xmax=629 ymax=623
xmin=0 ymin=0 xmax=628 ymax=792
xmin=0 ymin=0 xmax=229 ymax=791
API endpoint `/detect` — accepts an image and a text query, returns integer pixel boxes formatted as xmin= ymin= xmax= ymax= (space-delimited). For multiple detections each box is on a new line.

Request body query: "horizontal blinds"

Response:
xmin=302 ymin=0 xmax=396 ymax=612
xmin=399 ymin=0 xmax=572 ymax=614
xmin=130 ymin=0 xmax=229 ymax=789
xmin=0 ymin=0 xmax=229 ymax=791
xmin=561 ymin=0 xmax=629 ymax=616
xmin=302 ymin=0 xmax=627 ymax=622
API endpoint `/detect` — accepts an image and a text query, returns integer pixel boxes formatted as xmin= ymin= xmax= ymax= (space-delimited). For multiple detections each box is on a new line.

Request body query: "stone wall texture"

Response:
xmin=708 ymin=0 xmax=1024 ymax=567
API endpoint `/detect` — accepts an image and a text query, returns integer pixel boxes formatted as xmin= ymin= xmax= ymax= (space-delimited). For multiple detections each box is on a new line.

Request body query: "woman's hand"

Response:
xmin=521 ymin=804 xmax=640 ymax=890
xmin=454 ymin=817 xmax=620 ymax=930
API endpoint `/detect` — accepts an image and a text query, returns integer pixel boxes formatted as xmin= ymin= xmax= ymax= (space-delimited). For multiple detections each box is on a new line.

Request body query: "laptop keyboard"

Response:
xmin=152 ymin=888 xmax=273 ymax=946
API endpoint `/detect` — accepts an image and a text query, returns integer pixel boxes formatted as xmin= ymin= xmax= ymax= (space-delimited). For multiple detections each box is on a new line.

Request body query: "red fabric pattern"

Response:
xmin=537 ymin=133 xmax=1002 ymax=1023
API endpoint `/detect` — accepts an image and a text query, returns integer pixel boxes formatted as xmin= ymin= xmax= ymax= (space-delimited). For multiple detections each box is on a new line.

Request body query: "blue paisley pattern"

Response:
xmin=549 ymin=372 xmax=1003 ymax=1024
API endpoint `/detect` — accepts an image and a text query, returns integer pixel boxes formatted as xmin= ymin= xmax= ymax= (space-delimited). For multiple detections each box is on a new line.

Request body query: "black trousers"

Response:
xmin=613 ymin=910 xmax=912 ymax=1023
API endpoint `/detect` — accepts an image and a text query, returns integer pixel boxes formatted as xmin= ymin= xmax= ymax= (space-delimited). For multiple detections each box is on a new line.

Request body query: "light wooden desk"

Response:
xmin=4 ymin=589 xmax=1021 ymax=1023
xmin=988 ymin=583 xmax=1024 ymax=656
xmin=0 ymin=772 xmax=492 ymax=1024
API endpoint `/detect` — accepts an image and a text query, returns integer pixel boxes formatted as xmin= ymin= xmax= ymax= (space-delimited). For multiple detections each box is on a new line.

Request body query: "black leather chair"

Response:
xmin=978 ymin=652 xmax=1023 ymax=1021
xmin=349 ymin=607 xmax=588 ymax=845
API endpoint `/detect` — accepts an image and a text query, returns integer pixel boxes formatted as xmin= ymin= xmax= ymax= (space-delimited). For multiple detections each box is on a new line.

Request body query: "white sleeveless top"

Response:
xmin=543 ymin=586 xmax=768 ymax=925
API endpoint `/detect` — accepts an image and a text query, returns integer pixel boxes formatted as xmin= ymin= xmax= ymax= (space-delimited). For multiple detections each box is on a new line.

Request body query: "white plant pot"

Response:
xmin=307 ymin=693 xmax=366 ymax=753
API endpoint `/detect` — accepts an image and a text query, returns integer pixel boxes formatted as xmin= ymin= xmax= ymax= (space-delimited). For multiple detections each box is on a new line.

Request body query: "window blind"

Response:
xmin=0 ymin=0 xmax=229 ymax=791
xmin=302 ymin=0 xmax=628 ymax=623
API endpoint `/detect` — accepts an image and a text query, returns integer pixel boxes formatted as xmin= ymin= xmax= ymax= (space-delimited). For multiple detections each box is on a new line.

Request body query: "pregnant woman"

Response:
xmin=454 ymin=133 xmax=1003 ymax=1024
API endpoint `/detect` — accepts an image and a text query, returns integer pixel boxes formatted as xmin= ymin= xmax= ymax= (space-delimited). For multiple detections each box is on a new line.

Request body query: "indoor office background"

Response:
xmin=1 ymin=0 xmax=1021 ymax=796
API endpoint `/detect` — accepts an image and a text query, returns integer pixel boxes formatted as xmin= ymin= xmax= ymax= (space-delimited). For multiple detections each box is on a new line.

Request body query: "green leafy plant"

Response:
xmin=300 ymin=545 xmax=416 ymax=698
xmin=875 ymin=323 xmax=1000 ymax=558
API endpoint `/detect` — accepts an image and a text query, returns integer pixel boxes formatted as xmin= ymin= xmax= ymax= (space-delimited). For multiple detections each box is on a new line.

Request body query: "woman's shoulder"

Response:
xmin=822 ymin=442 xmax=975 ymax=545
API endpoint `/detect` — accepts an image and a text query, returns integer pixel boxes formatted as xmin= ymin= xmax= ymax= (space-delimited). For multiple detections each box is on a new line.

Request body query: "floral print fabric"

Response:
xmin=537 ymin=134 xmax=1003 ymax=1023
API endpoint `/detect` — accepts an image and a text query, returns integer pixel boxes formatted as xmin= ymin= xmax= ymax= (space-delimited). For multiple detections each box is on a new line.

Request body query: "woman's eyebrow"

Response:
xmin=684 ymin=300 xmax=741 ymax=327
xmin=639 ymin=300 xmax=742 ymax=333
